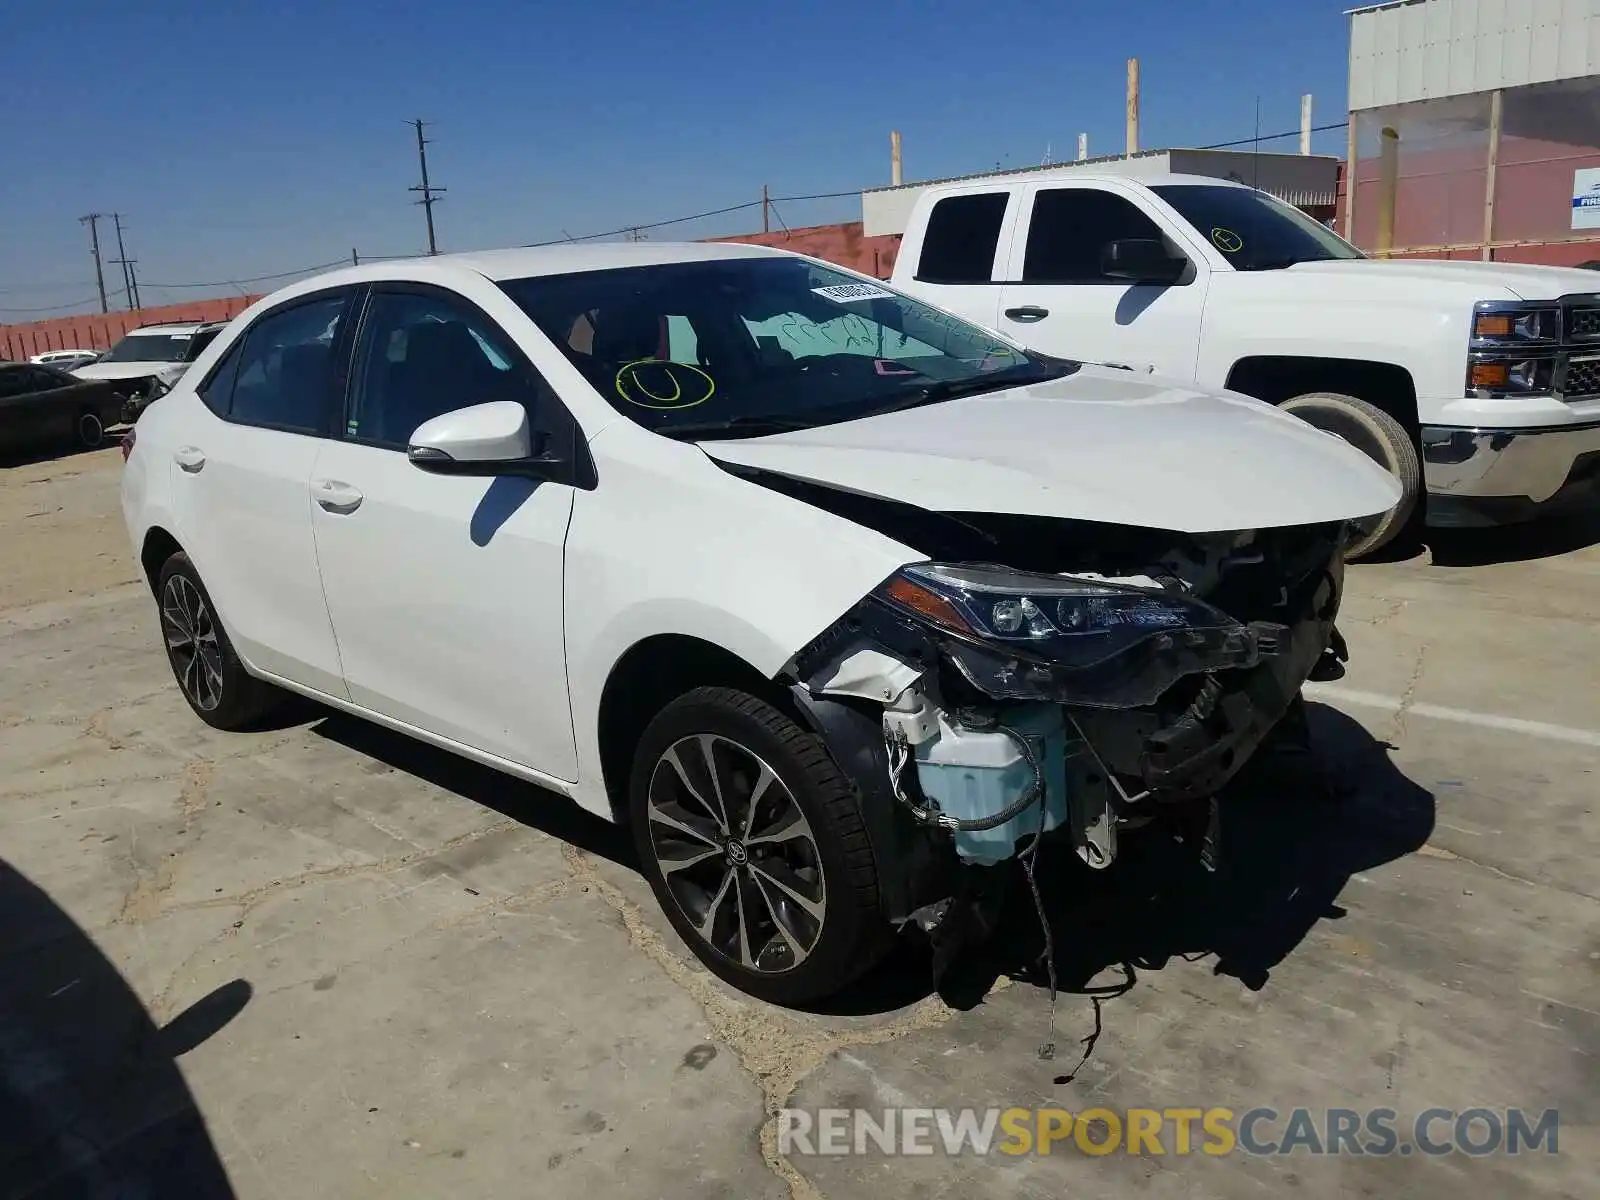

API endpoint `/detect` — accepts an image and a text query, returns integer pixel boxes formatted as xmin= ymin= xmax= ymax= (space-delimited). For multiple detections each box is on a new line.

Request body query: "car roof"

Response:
xmin=123 ymin=321 xmax=226 ymax=335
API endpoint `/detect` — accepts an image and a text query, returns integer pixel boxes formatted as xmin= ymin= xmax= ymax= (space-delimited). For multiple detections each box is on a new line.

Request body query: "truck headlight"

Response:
xmin=1467 ymin=354 xmax=1557 ymax=398
xmin=1471 ymin=301 xmax=1559 ymax=346
xmin=876 ymin=563 xmax=1265 ymax=708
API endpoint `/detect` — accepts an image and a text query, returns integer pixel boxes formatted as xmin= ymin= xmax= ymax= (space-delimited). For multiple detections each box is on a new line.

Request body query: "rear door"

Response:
xmin=898 ymin=189 xmax=1016 ymax=332
xmin=168 ymin=289 xmax=357 ymax=697
xmin=996 ymin=183 xmax=1208 ymax=378
xmin=308 ymin=282 xmax=579 ymax=780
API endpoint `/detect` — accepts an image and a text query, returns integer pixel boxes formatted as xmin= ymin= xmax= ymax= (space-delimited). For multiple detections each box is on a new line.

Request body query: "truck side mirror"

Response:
xmin=1102 ymin=239 xmax=1188 ymax=285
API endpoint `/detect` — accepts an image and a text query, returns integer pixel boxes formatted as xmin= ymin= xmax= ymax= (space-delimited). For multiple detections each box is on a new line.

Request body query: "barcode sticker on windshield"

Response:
xmin=812 ymin=283 xmax=895 ymax=303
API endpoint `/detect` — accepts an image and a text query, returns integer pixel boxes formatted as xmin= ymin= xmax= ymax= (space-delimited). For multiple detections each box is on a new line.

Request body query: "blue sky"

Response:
xmin=1 ymin=0 xmax=1357 ymax=319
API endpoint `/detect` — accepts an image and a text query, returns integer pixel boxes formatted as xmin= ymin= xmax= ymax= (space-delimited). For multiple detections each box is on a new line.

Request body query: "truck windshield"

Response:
xmin=1150 ymin=185 xmax=1364 ymax=271
xmin=502 ymin=257 xmax=1075 ymax=439
xmin=99 ymin=333 xmax=196 ymax=364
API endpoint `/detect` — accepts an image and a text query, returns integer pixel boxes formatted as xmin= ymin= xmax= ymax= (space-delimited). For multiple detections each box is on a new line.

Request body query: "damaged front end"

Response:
xmin=777 ymin=502 xmax=1350 ymax=946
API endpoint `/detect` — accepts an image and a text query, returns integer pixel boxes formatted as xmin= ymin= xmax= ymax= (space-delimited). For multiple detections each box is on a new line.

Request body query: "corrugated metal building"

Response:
xmin=1345 ymin=0 xmax=1600 ymax=263
xmin=861 ymin=149 xmax=1341 ymax=237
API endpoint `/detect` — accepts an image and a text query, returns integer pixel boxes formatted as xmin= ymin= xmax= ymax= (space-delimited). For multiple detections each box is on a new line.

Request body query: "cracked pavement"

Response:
xmin=2 ymin=448 xmax=1597 ymax=1198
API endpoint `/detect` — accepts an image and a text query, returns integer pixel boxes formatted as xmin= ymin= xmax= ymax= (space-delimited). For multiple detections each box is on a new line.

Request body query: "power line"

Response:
xmin=140 ymin=258 xmax=353 ymax=289
xmin=0 ymin=296 xmax=105 ymax=316
xmin=1200 ymin=121 xmax=1349 ymax=150
xmin=409 ymin=119 xmax=446 ymax=255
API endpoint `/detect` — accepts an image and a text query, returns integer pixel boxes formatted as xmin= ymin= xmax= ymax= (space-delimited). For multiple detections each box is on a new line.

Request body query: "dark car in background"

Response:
xmin=0 ymin=363 xmax=125 ymax=458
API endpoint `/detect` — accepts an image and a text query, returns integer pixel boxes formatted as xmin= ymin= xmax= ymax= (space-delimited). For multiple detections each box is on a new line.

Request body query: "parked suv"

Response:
xmin=121 ymin=243 xmax=1396 ymax=1003
xmin=75 ymin=320 xmax=228 ymax=421
xmin=891 ymin=172 xmax=1600 ymax=556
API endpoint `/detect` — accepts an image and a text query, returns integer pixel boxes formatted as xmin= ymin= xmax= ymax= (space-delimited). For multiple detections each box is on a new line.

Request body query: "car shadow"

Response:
xmin=0 ymin=859 xmax=247 ymax=1198
xmin=822 ymin=703 xmax=1435 ymax=1028
xmin=304 ymin=702 xmax=1430 ymax=1033
xmin=0 ymin=439 xmax=126 ymax=471
xmin=1353 ymin=509 xmax=1600 ymax=568
xmin=307 ymin=710 xmax=636 ymax=868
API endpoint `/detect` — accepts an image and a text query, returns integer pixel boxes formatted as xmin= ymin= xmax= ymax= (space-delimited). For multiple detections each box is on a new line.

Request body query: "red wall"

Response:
xmin=1 ymin=295 xmax=258 ymax=362
xmin=713 ymin=221 xmax=901 ymax=278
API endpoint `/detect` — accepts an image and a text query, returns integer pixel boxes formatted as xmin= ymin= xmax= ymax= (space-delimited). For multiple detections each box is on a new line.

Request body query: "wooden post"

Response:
xmin=1301 ymin=94 xmax=1314 ymax=155
xmin=1126 ymin=58 xmax=1140 ymax=157
xmin=1482 ymin=89 xmax=1503 ymax=262
xmin=890 ymin=130 xmax=903 ymax=186
xmin=1377 ymin=125 xmax=1400 ymax=256
xmin=762 ymin=184 xmax=770 ymax=233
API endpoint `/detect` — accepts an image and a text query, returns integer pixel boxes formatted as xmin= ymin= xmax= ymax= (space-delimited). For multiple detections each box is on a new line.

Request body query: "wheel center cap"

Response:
xmin=725 ymin=840 xmax=749 ymax=866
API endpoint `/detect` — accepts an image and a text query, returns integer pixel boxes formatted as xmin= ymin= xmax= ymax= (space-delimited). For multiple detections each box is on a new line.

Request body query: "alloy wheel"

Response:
xmin=646 ymin=734 xmax=826 ymax=974
xmin=77 ymin=412 xmax=103 ymax=448
xmin=161 ymin=575 xmax=224 ymax=712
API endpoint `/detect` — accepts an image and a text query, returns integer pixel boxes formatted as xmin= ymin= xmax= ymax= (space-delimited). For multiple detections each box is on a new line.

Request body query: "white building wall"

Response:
xmin=1349 ymin=0 xmax=1600 ymax=111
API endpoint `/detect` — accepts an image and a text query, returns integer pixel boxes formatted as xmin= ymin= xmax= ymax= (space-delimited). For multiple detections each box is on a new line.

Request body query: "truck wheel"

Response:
xmin=1280 ymin=392 xmax=1420 ymax=559
xmin=629 ymin=686 xmax=890 ymax=1005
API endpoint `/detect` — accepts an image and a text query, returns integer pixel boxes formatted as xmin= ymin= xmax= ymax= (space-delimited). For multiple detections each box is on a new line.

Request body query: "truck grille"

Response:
xmin=1569 ymin=307 xmax=1600 ymax=340
xmin=1564 ymin=356 xmax=1600 ymax=399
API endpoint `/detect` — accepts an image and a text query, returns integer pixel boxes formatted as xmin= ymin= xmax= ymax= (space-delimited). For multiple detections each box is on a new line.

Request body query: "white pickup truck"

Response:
xmin=890 ymin=172 xmax=1600 ymax=555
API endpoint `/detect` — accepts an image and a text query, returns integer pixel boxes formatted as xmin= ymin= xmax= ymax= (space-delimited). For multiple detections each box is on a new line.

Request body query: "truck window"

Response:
xmin=1022 ymin=189 xmax=1168 ymax=283
xmin=918 ymin=192 xmax=1008 ymax=284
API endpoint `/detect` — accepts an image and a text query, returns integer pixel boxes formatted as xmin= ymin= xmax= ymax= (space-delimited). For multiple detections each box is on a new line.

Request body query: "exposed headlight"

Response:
xmin=876 ymin=563 xmax=1265 ymax=708
xmin=1471 ymin=302 xmax=1559 ymax=346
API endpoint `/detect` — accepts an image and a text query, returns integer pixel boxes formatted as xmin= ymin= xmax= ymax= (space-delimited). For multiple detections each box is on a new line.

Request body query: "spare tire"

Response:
xmin=1280 ymin=391 xmax=1421 ymax=560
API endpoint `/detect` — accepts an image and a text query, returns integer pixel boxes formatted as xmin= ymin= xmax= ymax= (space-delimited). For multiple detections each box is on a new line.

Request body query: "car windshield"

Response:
xmin=99 ymin=332 xmax=196 ymax=364
xmin=1149 ymin=185 xmax=1364 ymax=270
xmin=500 ymin=256 xmax=1075 ymax=438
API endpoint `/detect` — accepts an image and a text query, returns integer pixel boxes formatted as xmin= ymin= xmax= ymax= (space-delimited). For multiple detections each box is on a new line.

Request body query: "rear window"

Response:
xmin=917 ymin=192 xmax=1008 ymax=284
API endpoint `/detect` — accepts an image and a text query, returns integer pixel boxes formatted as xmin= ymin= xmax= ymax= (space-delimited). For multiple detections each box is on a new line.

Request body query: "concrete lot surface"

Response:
xmin=1 ymin=447 xmax=1596 ymax=1199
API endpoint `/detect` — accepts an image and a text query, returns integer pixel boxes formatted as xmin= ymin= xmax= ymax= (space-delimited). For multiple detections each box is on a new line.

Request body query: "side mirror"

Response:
xmin=1101 ymin=238 xmax=1188 ymax=285
xmin=407 ymin=401 xmax=561 ymax=479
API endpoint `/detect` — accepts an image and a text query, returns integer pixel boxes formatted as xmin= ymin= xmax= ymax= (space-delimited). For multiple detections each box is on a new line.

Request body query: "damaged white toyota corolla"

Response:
xmin=121 ymin=242 xmax=1401 ymax=1004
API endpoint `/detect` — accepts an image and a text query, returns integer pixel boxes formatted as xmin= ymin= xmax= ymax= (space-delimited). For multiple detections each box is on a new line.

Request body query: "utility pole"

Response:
xmin=79 ymin=213 xmax=109 ymax=313
xmin=762 ymin=184 xmax=770 ymax=234
xmin=408 ymin=119 xmax=446 ymax=255
xmin=109 ymin=213 xmax=141 ymax=310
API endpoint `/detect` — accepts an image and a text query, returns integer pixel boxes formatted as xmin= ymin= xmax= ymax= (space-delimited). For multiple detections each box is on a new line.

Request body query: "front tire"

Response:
xmin=1280 ymin=391 xmax=1421 ymax=559
xmin=75 ymin=410 xmax=104 ymax=449
xmin=155 ymin=552 xmax=281 ymax=730
xmin=629 ymin=687 xmax=890 ymax=1005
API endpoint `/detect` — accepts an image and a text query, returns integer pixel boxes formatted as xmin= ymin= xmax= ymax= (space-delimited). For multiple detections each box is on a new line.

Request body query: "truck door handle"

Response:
xmin=1003 ymin=306 xmax=1050 ymax=323
xmin=311 ymin=479 xmax=364 ymax=515
xmin=174 ymin=446 xmax=206 ymax=472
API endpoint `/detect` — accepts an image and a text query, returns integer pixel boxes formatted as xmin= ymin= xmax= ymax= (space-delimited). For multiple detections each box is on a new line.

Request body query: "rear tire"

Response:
xmin=1280 ymin=391 xmax=1421 ymax=559
xmin=75 ymin=410 xmax=104 ymax=449
xmin=629 ymin=686 xmax=890 ymax=1005
xmin=155 ymin=552 xmax=282 ymax=730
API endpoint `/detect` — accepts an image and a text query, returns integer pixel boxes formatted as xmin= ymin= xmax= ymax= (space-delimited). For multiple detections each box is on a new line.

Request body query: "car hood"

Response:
xmin=1286 ymin=258 xmax=1600 ymax=302
xmin=697 ymin=368 xmax=1403 ymax=534
xmin=73 ymin=361 xmax=187 ymax=381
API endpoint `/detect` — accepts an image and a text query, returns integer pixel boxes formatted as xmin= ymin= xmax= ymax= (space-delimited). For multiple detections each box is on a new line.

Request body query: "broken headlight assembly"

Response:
xmin=876 ymin=562 xmax=1271 ymax=709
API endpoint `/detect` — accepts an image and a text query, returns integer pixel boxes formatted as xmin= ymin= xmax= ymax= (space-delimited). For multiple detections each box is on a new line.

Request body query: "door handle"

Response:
xmin=311 ymin=479 xmax=364 ymax=515
xmin=1003 ymin=306 xmax=1050 ymax=323
xmin=174 ymin=446 xmax=206 ymax=472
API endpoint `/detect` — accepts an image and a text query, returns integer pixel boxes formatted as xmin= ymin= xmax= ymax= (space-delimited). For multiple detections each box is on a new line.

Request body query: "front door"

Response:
xmin=309 ymin=284 xmax=579 ymax=780
xmin=996 ymin=183 xmax=1208 ymax=379
xmin=167 ymin=290 xmax=355 ymax=697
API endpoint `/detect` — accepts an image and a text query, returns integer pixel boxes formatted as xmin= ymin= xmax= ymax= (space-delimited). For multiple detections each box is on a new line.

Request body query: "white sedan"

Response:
xmin=121 ymin=242 xmax=1398 ymax=1004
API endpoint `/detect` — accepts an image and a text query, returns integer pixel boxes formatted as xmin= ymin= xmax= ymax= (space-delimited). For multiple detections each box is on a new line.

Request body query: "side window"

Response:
xmin=1021 ymin=189 xmax=1169 ymax=283
xmin=197 ymin=337 xmax=244 ymax=416
xmin=25 ymin=367 xmax=66 ymax=391
xmin=228 ymin=294 xmax=349 ymax=434
xmin=347 ymin=290 xmax=549 ymax=449
xmin=917 ymin=192 xmax=1009 ymax=284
